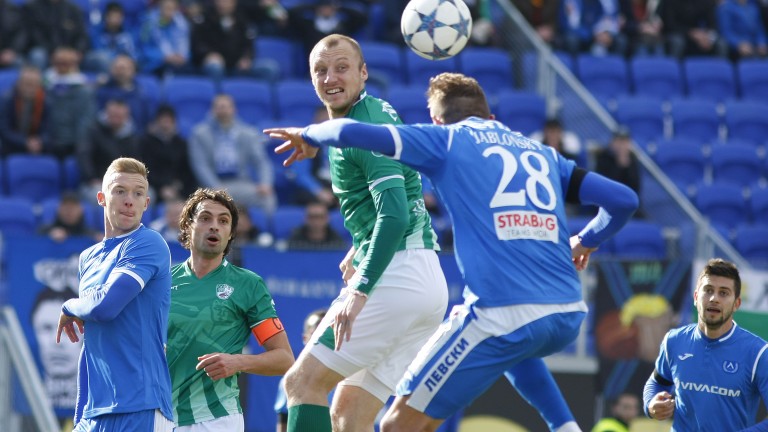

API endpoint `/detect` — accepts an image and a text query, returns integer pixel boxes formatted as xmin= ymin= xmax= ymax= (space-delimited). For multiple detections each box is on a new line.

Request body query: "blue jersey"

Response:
xmin=385 ymin=117 xmax=581 ymax=307
xmin=77 ymin=225 xmax=174 ymax=420
xmin=655 ymin=323 xmax=768 ymax=431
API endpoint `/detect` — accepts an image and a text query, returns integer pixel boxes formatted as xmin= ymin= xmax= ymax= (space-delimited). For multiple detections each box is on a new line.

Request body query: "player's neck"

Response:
xmin=188 ymin=253 xmax=224 ymax=279
xmin=698 ymin=319 xmax=734 ymax=340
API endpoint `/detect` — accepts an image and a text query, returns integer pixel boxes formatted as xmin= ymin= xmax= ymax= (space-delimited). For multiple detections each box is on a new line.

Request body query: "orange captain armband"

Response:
xmin=251 ymin=317 xmax=285 ymax=345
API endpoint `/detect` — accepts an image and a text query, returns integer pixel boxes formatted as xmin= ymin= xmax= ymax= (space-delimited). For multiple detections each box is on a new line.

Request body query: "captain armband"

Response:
xmin=251 ymin=317 xmax=285 ymax=345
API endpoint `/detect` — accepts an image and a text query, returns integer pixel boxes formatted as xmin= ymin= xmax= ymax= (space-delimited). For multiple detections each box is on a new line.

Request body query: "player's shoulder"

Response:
xmin=666 ymin=323 xmax=698 ymax=342
xmin=733 ymin=324 xmax=768 ymax=348
xmin=358 ymin=93 xmax=402 ymax=125
xmin=222 ymin=260 xmax=266 ymax=285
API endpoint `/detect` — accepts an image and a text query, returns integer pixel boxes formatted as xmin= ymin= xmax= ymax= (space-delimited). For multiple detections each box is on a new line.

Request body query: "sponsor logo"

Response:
xmin=678 ymin=380 xmax=741 ymax=397
xmin=216 ymin=284 xmax=234 ymax=299
xmin=424 ymin=337 xmax=470 ymax=392
xmin=723 ymin=361 xmax=739 ymax=374
xmin=678 ymin=353 xmax=694 ymax=360
xmin=494 ymin=210 xmax=558 ymax=243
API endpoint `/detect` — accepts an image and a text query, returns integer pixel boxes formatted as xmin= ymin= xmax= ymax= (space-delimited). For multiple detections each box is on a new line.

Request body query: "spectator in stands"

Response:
xmin=189 ymin=94 xmax=276 ymax=214
xmin=23 ymin=0 xmax=90 ymax=70
xmin=77 ymin=99 xmax=140 ymax=201
xmin=240 ymin=0 xmax=289 ymax=37
xmin=288 ymin=1 xmax=368 ymax=58
xmin=287 ymin=200 xmax=348 ymax=251
xmin=228 ymin=204 xmax=271 ymax=265
xmin=0 ymin=0 xmax=26 ymax=69
xmin=595 ymin=126 xmax=641 ymax=197
xmin=558 ymin=0 xmax=627 ymax=56
xmin=717 ymin=0 xmax=768 ymax=61
xmin=44 ymin=46 xmax=95 ymax=160
xmin=591 ymin=392 xmax=640 ymax=432
xmin=511 ymin=0 xmax=560 ymax=45
xmin=465 ymin=0 xmax=499 ymax=47
xmin=85 ymin=2 xmax=139 ymax=73
xmin=140 ymin=104 xmax=197 ymax=203
xmin=38 ymin=191 xmax=102 ymax=242
xmin=149 ymin=196 xmax=184 ymax=242
xmin=96 ymin=55 xmax=153 ymax=130
xmin=0 ymin=66 xmax=51 ymax=156
xmin=619 ymin=0 xmax=665 ymax=56
xmin=658 ymin=0 xmax=727 ymax=58
xmin=530 ymin=118 xmax=583 ymax=164
xmin=138 ymin=0 xmax=192 ymax=77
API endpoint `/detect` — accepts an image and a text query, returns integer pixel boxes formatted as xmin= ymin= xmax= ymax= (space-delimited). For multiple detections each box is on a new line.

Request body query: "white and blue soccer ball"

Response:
xmin=401 ymin=0 xmax=473 ymax=61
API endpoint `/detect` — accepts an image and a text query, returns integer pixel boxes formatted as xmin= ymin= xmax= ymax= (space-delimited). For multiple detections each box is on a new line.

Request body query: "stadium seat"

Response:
xmin=669 ymin=99 xmax=721 ymax=143
xmin=5 ymin=154 xmax=62 ymax=202
xmin=329 ymin=210 xmax=351 ymax=242
xmin=734 ymin=225 xmax=768 ymax=262
xmin=247 ymin=206 xmax=270 ymax=234
xmin=723 ymin=100 xmax=768 ymax=147
xmin=274 ymin=79 xmax=322 ymax=125
xmin=521 ymin=51 xmax=574 ymax=89
xmin=220 ymin=79 xmax=275 ymax=126
xmin=629 ymin=56 xmax=683 ymax=100
xmin=611 ymin=220 xmax=667 ymax=259
xmin=404 ymin=50 xmax=459 ymax=87
xmin=255 ymin=36 xmax=301 ymax=78
xmin=387 ymin=85 xmax=431 ymax=124
xmin=163 ymin=76 xmax=217 ymax=136
xmin=458 ymin=47 xmax=513 ymax=95
xmin=39 ymin=197 xmax=97 ymax=229
xmin=694 ymin=181 xmax=749 ymax=226
xmin=576 ymin=54 xmax=630 ymax=102
xmin=750 ymin=187 xmax=768 ymax=224
xmin=737 ymin=59 xmax=768 ymax=102
xmin=709 ymin=144 xmax=763 ymax=187
xmin=271 ymin=206 xmax=306 ymax=241
xmin=495 ymin=90 xmax=547 ymax=137
xmin=653 ymin=142 xmax=707 ymax=190
xmin=62 ymin=156 xmax=81 ymax=191
xmin=135 ymin=73 xmax=162 ymax=114
xmin=359 ymin=41 xmax=406 ymax=86
xmin=0 ymin=197 xmax=37 ymax=235
xmin=614 ymin=96 xmax=665 ymax=143
xmin=0 ymin=68 xmax=19 ymax=95
xmin=683 ymin=57 xmax=736 ymax=103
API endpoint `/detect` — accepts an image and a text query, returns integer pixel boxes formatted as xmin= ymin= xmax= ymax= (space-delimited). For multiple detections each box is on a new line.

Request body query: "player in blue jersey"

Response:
xmin=266 ymin=72 xmax=639 ymax=432
xmin=643 ymin=258 xmax=768 ymax=431
xmin=56 ymin=157 xmax=175 ymax=432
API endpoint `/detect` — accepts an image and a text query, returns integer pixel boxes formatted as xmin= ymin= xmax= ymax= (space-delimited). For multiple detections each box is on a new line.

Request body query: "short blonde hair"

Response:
xmin=102 ymin=157 xmax=149 ymax=191
xmin=426 ymin=73 xmax=490 ymax=124
xmin=309 ymin=34 xmax=365 ymax=71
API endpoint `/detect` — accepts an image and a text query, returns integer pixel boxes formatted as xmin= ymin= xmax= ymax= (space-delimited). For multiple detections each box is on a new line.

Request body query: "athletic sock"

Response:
xmin=287 ymin=404 xmax=332 ymax=432
xmin=554 ymin=421 xmax=582 ymax=432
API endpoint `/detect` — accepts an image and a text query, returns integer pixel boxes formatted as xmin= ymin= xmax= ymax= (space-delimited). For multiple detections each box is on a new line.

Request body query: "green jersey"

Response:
xmin=329 ymin=90 xmax=439 ymax=267
xmin=167 ymin=259 xmax=278 ymax=426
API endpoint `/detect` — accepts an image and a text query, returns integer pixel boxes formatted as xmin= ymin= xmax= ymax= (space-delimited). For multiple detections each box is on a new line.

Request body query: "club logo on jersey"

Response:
xmin=381 ymin=102 xmax=399 ymax=122
xmin=723 ymin=361 xmax=739 ymax=374
xmin=494 ymin=210 xmax=558 ymax=243
xmin=216 ymin=284 xmax=234 ymax=299
xmin=678 ymin=353 xmax=694 ymax=360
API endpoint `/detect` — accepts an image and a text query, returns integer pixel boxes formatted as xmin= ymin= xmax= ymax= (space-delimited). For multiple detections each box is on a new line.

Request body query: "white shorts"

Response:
xmin=174 ymin=413 xmax=244 ymax=432
xmin=307 ymin=249 xmax=448 ymax=402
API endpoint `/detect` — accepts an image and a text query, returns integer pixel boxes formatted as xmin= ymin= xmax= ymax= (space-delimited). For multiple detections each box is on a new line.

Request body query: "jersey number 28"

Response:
xmin=482 ymin=146 xmax=557 ymax=211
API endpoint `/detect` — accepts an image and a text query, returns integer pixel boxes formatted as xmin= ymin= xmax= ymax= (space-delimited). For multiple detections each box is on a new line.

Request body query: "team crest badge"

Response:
xmin=723 ymin=360 xmax=738 ymax=374
xmin=216 ymin=284 xmax=234 ymax=299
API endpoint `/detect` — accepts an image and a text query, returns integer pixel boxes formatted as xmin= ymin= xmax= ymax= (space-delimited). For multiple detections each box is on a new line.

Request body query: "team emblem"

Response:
xmin=216 ymin=284 xmax=234 ymax=299
xmin=722 ymin=360 xmax=738 ymax=374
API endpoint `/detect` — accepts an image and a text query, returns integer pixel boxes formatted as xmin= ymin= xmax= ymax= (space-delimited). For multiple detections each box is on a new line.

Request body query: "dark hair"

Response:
xmin=697 ymin=258 xmax=741 ymax=298
xmin=154 ymin=104 xmax=177 ymax=120
xmin=31 ymin=287 xmax=77 ymax=318
xmin=178 ymin=188 xmax=240 ymax=257
xmin=105 ymin=1 xmax=124 ymax=14
xmin=426 ymin=73 xmax=490 ymax=124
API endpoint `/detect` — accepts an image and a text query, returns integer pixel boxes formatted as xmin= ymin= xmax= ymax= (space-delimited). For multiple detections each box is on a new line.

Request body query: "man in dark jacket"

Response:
xmin=0 ymin=66 xmax=51 ymax=156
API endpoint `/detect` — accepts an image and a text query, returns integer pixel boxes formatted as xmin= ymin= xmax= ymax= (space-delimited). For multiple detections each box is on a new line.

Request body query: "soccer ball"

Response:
xmin=401 ymin=0 xmax=473 ymax=61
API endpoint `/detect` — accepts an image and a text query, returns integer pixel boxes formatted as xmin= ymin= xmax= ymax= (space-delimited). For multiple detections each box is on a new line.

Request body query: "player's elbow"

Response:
xmin=614 ymin=184 xmax=640 ymax=216
xmin=88 ymin=305 xmax=121 ymax=322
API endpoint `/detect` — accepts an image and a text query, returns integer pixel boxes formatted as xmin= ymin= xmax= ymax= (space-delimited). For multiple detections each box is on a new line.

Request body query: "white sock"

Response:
xmin=555 ymin=421 xmax=582 ymax=432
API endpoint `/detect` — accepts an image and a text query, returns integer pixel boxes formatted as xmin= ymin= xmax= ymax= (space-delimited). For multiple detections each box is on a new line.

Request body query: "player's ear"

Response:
xmin=431 ymin=115 xmax=444 ymax=125
xmin=96 ymin=191 xmax=106 ymax=207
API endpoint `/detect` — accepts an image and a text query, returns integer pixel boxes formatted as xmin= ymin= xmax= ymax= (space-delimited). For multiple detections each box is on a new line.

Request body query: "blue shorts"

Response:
xmin=74 ymin=409 xmax=175 ymax=432
xmin=397 ymin=302 xmax=586 ymax=419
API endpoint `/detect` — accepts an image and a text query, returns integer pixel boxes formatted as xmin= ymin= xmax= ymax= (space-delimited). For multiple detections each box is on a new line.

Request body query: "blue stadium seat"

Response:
xmin=710 ymin=144 xmax=763 ymax=187
xmin=734 ymin=225 xmax=768 ymax=262
xmin=387 ymin=85 xmax=431 ymax=124
xmin=404 ymin=50 xmax=459 ymax=86
xmin=256 ymin=36 xmax=301 ymax=78
xmin=750 ymin=187 xmax=768 ymax=224
xmin=5 ymin=154 xmax=62 ymax=202
xmin=135 ymin=73 xmax=162 ymax=115
xmin=359 ymin=41 xmax=406 ymax=86
xmin=495 ymin=90 xmax=547 ymax=137
xmin=653 ymin=142 xmax=706 ymax=190
xmin=669 ymin=99 xmax=721 ymax=143
xmin=220 ymin=79 xmax=275 ymax=126
xmin=39 ymin=197 xmax=97 ymax=229
xmin=163 ymin=76 xmax=217 ymax=136
xmin=683 ymin=57 xmax=736 ymax=103
xmin=611 ymin=220 xmax=667 ymax=259
xmin=274 ymin=80 xmax=321 ymax=125
xmin=521 ymin=51 xmax=574 ymax=89
xmin=247 ymin=206 xmax=270 ymax=234
xmin=576 ymin=54 xmax=630 ymax=102
xmin=629 ymin=56 xmax=683 ymax=100
xmin=458 ymin=47 xmax=513 ymax=95
xmin=271 ymin=206 xmax=306 ymax=240
xmin=614 ymin=97 xmax=665 ymax=143
xmin=736 ymin=59 xmax=768 ymax=102
xmin=694 ymin=181 xmax=749 ymax=226
xmin=0 ymin=197 xmax=37 ymax=235
xmin=329 ymin=210 xmax=351 ymax=242
xmin=62 ymin=156 xmax=81 ymax=191
xmin=723 ymin=100 xmax=768 ymax=147
xmin=0 ymin=68 xmax=19 ymax=95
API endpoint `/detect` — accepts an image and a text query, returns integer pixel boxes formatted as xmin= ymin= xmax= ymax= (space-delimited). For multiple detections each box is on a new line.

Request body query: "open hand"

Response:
xmin=264 ymin=127 xmax=319 ymax=167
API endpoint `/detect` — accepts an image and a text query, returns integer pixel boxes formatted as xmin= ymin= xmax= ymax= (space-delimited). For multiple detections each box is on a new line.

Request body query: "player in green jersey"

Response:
xmin=166 ymin=188 xmax=294 ymax=431
xmin=282 ymin=34 xmax=449 ymax=432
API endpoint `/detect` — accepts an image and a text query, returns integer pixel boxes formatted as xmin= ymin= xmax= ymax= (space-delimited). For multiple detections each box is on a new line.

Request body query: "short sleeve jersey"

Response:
xmin=77 ymin=225 xmax=173 ymax=420
xmin=329 ymin=90 xmax=439 ymax=264
xmin=385 ymin=117 xmax=583 ymax=307
xmin=167 ymin=259 xmax=279 ymax=426
xmin=655 ymin=323 xmax=768 ymax=431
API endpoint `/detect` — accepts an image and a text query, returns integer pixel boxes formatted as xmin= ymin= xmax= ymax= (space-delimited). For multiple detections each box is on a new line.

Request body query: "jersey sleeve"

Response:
xmin=655 ymin=332 xmax=673 ymax=382
xmin=755 ymin=344 xmax=768 ymax=412
xmin=114 ymin=230 xmax=171 ymax=289
xmin=388 ymin=123 xmax=451 ymax=178
xmin=245 ymin=274 xmax=278 ymax=328
xmin=346 ymin=147 xmax=407 ymax=193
